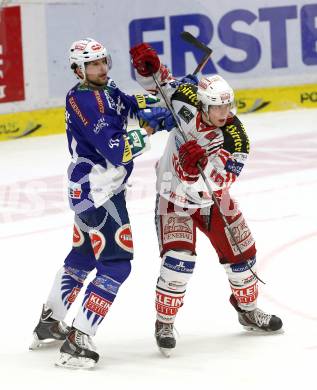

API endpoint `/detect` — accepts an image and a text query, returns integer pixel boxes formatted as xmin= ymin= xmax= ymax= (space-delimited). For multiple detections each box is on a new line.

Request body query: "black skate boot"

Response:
xmin=30 ymin=304 xmax=71 ymax=350
xmin=230 ymin=294 xmax=283 ymax=332
xmin=155 ymin=320 xmax=176 ymax=357
xmin=55 ymin=327 xmax=99 ymax=369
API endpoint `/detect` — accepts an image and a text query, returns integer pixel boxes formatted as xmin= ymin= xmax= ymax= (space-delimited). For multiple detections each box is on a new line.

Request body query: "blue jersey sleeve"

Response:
xmin=66 ymin=91 xmax=132 ymax=166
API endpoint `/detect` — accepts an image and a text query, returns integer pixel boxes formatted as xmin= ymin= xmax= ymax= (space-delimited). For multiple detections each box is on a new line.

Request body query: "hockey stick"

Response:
xmin=148 ymin=39 xmax=264 ymax=284
xmin=180 ymin=31 xmax=213 ymax=75
xmin=180 ymin=31 xmax=214 ymax=231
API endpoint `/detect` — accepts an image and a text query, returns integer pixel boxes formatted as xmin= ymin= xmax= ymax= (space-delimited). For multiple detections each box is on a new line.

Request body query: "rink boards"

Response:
xmin=0 ymin=82 xmax=316 ymax=142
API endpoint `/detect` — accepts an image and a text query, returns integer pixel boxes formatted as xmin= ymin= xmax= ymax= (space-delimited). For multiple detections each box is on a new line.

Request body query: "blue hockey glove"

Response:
xmin=181 ymin=74 xmax=198 ymax=85
xmin=138 ymin=107 xmax=176 ymax=132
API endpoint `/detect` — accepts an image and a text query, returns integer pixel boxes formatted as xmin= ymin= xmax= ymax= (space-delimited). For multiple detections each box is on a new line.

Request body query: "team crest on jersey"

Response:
xmin=115 ymin=224 xmax=133 ymax=253
xmin=178 ymin=105 xmax=194 ymax=124
xmin=73 ymin=223 xmax=84 ymax=247
xmin=89 ymin=230 xmax=106 ymax=260
xmin=108 ymin=79 xmax=117 ymax=88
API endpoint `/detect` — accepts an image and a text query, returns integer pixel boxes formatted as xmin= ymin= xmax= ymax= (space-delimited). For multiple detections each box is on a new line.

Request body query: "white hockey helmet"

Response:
xmin=69 ymin=38 xmax=112 ymax=81
xmin=197 ymin=75 xmax=234 ymax=112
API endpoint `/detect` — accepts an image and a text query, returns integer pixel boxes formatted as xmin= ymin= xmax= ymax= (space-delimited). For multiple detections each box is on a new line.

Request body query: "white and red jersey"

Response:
xmin=136 ymin=69 xmax=250 ymax=209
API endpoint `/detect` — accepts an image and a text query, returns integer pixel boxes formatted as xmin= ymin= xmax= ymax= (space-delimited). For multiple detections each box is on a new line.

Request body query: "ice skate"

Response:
xmin=230 ymin=294 xmax=283 ymax=332
xmin=155 ymin=320 xmax=176 ymax=357
xmin=30 ymin=304 xmax=71 ymax=350
xmin=55 ymin=327 xmax=99 ymax=369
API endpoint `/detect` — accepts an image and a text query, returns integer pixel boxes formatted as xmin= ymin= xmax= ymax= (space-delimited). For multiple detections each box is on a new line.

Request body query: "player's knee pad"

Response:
xmin=155 ymin=250 xmax=196 ymax=323
xmin=97 ymin=259 xmax=132 ymax=285
xmin=223 ymin=256 xmax=258 ymax=310
xmin=64 ymin=248 xmax=96 ymax=272
xmin=157 ymin=250 xmax=196 ymax=292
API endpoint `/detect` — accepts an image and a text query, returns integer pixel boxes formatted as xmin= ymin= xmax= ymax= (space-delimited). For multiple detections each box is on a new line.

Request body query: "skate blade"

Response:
xmin=55 ymin=352 xmax=96 ymax=370
xmin=158 ymin=347 xmax=174 ymax=358
xmin=242 ymin=325 xmax=284 ymax=334
xmin=29 ymin=333 xmax=61 ymax=350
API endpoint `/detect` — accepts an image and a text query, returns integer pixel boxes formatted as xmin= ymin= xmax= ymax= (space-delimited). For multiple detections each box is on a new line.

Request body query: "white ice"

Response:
xmin=0 ymin=108 xmax=317 ymax=389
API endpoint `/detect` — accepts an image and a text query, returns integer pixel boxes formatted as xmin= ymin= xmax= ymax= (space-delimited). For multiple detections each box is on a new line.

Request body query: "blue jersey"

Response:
xmin=65 ymin=78 xmax=139 ymax=213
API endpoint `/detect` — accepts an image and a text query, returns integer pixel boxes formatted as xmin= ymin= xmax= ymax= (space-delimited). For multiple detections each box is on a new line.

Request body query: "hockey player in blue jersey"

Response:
xmin=30 ymin=38 xmax=174 ymax=369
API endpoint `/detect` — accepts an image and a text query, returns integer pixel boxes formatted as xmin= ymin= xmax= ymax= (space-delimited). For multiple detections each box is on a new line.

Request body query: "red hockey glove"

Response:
xmin=130 ymin=43 xmax=160 ymax=77
xmin=179 ymin=140 xmax=208 ymax=176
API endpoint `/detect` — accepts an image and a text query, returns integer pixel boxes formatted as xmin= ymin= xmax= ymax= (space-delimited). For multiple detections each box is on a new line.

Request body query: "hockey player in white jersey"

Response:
xmin=130 ymin=43 xmax=283 ymax=357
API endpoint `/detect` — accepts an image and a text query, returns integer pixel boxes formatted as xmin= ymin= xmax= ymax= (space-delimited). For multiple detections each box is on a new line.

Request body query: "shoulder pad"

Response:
xmin=67 ymin=83 xmax=81 ymax=95
xmin=221 ymin=116 xmax=250 ymax=154
xmin=172 ymin=83 xmax=198 ymax=107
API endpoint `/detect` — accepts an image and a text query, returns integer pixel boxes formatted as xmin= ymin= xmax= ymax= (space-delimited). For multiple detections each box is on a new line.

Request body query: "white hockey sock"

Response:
xmin=46 ymin=266 xmax=89 ymax=321
xmin=223 ymin=257 xmax=258 ymax=311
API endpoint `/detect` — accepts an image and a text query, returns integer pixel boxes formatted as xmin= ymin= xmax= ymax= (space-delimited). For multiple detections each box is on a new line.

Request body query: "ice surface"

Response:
xmin=0 ymin=109 xmax=316 ymax=389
